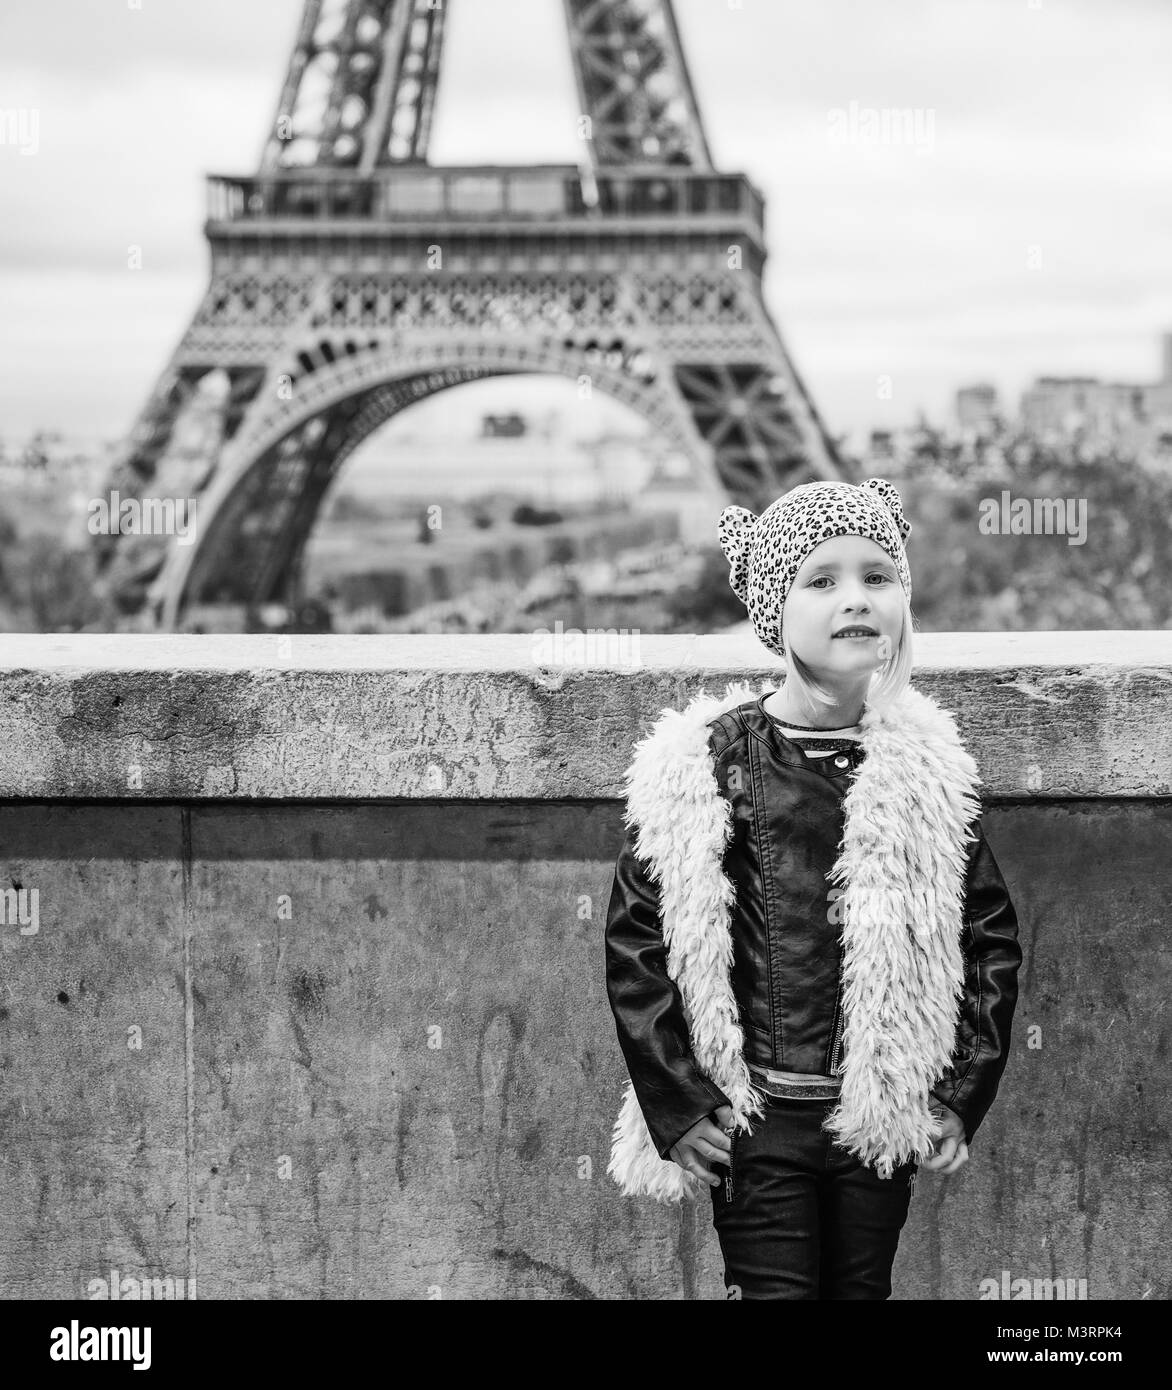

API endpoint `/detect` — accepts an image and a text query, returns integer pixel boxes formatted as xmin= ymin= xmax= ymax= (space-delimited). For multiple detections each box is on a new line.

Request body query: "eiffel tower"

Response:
xmin=95 ymin=0 xmax=850 ymax=628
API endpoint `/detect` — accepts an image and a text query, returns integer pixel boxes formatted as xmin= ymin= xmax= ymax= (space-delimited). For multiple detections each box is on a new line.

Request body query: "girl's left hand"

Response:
xmin=920 ymin=1103 xmax=969 ymax=1175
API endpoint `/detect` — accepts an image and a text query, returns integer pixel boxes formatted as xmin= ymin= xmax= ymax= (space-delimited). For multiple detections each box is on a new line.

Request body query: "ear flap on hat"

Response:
xmin=859 ymin=477 xmax=912 ymax=542
xmin=717 ymin=505 xmax=758 ymax=601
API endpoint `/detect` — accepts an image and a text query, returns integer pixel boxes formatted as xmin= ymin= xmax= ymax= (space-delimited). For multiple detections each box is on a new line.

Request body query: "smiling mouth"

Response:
xmin=833 ymin=630 xmax=878 ymax=639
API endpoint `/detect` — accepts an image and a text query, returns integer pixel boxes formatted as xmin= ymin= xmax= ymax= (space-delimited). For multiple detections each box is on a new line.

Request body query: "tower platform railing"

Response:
xmin=205 ymin=165 xmax=766 ymax=231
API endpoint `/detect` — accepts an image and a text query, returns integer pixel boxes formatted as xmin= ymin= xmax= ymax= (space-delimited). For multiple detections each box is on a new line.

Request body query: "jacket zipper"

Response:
xmin=828 ymin=984 xmax=845 ymax=1075
xmin=723 ymin=1130 xmax=737 ymax=1203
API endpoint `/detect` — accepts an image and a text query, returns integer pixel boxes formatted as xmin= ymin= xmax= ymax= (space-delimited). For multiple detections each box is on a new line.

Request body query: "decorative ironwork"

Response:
xmin=96 ymin=0 xmax=848 ymax=627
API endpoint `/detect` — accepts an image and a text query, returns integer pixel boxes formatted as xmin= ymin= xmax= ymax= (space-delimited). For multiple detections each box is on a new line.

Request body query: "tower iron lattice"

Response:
xmin=95 ymin=0 xmax=849 ymax=627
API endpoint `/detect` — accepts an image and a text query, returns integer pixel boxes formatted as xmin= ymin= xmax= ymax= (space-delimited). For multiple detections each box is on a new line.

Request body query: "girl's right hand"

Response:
xmin=669 ymin=1104 xmax=735 ymax=1186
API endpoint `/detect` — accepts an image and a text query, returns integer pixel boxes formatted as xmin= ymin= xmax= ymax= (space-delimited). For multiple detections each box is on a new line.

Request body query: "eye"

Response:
xmin=809 ymin=573 xmax=891 ymax=588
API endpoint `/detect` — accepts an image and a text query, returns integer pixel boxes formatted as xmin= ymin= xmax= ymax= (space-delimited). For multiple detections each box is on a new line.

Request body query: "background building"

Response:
xmin=1018 ymin=330 xmax=1172 ymax=444
xmin=956 ymin=383 xmax=1000 ymax=437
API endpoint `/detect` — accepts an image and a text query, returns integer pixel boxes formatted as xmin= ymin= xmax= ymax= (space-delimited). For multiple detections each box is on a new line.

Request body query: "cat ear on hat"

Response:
xmin=859 ymin=477 xmax=912 ymax=542
xmin=717 ymin=505 xmax=758 ymax=601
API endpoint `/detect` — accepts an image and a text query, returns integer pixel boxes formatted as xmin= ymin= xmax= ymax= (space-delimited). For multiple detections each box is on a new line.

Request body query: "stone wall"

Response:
xmin=0 ymin=632 xmax=1168 ymax=1299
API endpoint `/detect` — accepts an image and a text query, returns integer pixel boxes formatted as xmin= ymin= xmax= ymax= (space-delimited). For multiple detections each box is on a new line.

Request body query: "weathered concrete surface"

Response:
xmin=0 ymin=635 xmax=1169 ymax=1299
xmin=1 ymin=632 xmax=1170 ymax=799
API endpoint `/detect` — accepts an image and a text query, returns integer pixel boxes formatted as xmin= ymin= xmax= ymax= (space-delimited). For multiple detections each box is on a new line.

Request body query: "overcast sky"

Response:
xmin=1 ymin=0 xmax=1170 ymax=452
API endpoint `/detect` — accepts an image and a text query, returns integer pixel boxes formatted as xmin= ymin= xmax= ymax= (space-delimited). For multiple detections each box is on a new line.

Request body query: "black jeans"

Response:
xmin=709 ymin=1094 xmax=917 ymax=1300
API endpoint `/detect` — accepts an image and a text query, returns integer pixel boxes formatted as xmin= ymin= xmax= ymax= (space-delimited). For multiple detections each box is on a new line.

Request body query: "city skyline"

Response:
xmin=1 ymin=0 xmax=1169 ymax=452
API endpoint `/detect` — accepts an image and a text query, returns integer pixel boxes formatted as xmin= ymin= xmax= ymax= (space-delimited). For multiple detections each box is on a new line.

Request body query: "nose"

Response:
xmin=835 ymin=587 xmax=873 ymax=629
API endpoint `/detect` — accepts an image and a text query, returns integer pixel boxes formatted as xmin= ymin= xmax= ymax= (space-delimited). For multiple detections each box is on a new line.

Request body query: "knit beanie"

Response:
xmin=717 ymin=477 xmax=913 ymax=660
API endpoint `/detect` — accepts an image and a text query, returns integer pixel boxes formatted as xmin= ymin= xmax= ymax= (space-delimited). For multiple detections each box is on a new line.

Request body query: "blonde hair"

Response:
xmin=781 ymin=589 xmax=917 ymax=717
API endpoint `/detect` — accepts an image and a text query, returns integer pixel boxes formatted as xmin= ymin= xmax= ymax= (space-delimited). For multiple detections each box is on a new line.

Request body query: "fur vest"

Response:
xmin=608 ymin=680 xmax=983 ymax=1202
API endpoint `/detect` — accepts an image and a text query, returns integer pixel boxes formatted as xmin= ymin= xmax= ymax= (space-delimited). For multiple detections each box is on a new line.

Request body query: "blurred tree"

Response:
xmin=10 ymin=544 xmax=120 ymax=632
xmin=665 ymin=547 xmax=746 ymax=629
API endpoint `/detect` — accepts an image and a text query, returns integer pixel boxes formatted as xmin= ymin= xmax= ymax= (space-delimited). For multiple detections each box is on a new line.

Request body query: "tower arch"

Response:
xmin=155 ymin=337 xmax=715 ymax=628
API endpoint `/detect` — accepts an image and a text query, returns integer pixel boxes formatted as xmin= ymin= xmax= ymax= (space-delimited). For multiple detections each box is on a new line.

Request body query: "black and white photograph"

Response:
xmin=0 ymin=0 xmax=1169 ymax=1344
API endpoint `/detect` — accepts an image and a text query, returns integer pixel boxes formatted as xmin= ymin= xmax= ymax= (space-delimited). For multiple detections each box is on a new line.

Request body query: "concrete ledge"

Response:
xmin=1 ymin=631 xmax=1169 ymax=1298
xmin=1 ymin=632 xmax=1170 ymax=800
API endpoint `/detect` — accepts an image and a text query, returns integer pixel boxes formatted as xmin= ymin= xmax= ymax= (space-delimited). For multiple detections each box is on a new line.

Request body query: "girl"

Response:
xmin=604 ymin=477 xmax=1022 ymax=1300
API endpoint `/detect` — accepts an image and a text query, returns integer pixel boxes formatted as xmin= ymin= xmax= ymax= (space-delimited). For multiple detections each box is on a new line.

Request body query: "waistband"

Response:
xmin=748 ymin=1062 xmax=843 ymax=1101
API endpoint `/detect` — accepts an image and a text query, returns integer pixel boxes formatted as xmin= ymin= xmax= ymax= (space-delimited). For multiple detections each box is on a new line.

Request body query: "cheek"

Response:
xmin=785 ymin=603 xmax=819 ymax=631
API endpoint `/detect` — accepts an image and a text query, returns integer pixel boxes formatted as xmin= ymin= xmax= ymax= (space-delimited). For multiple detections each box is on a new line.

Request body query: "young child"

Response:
xmin=604 ymin=477 xmax=1022 ymax=1300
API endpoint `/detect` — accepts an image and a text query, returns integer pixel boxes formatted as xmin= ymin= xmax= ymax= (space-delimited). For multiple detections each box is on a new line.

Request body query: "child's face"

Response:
xmin=781 ymin=535 xmax=903 ymax=678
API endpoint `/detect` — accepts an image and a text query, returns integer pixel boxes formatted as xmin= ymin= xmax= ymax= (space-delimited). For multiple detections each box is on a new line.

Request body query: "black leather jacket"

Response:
xmin=605 ymin=693 xmax=1023 ymax=1160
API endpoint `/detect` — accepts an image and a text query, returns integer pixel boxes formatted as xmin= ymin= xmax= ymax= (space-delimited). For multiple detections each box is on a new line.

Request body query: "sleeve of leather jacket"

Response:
xmin=605 ymin=823 xmax=733 ymax=1159
xmin=930 ymin=815 xmax=1023 ymax=1145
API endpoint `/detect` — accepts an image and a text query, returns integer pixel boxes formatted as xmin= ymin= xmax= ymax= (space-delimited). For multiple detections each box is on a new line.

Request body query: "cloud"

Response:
xmin=0 ymin=0 xmax=1167 ymax=442
xmin=0 ymin=0 xmax=305 ymax=78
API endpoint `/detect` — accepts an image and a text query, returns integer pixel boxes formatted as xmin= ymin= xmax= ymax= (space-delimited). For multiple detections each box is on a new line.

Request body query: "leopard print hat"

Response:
xmin=717 ymin=477 xmax=912 ymax=660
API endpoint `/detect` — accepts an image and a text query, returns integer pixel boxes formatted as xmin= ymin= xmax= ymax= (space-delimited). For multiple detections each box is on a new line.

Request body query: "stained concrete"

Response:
xmin=0 ymin=635 xmax=1169 ymax=1298
xmin=1 ymin=632 xmax=1170 ymax=800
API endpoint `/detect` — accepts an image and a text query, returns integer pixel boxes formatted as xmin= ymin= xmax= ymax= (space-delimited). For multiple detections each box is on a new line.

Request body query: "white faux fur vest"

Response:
xmin=608 ymin=680 xmax=983 ymax=1202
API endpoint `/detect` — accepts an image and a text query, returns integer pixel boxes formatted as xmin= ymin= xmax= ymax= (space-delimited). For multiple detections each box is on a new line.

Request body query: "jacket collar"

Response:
xmin=745 ymin=691 xmax=865 ymax=774
xmin=608 ymin=679 xmax=983 ymax=1202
